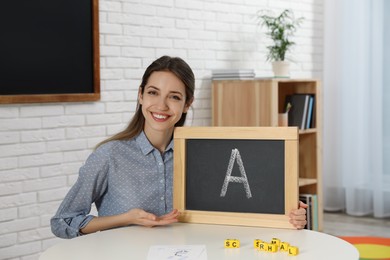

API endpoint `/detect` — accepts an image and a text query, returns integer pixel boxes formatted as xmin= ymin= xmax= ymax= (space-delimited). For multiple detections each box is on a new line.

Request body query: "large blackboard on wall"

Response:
xmin=0 ymin=0 xmax=100 ymax=104
xmin=173 ymin=127 xmax=299 ymax=229
xmin=186 ymin=139 xmax=285 ymax=214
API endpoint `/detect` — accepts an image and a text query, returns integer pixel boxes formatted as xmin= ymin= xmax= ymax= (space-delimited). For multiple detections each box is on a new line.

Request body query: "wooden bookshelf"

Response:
xmin=212 ymin=78 xmax=323 ymax=231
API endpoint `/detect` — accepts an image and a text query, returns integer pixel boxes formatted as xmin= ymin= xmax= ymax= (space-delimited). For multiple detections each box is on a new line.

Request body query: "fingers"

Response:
xmin=289 ymin=217 xmax=307 ymax=229
xmin=289 ymin=202 xmax=308 ymax=229
xmin=298 ymin=201 xmax=308 ymax=209
xmin=154 ymin=209 xmax=180 ymax=225
xmin=289 ymin=209 xmax=307 ymax=228
xmin=128 ymin=208 xmax=180 ymax=227
xmin=159 ymin=209 xmax=180 ymax=220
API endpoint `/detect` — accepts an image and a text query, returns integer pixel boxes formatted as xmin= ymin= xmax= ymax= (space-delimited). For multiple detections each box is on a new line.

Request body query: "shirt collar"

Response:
xmin=136 ymin=131 xmax=174 ymax=155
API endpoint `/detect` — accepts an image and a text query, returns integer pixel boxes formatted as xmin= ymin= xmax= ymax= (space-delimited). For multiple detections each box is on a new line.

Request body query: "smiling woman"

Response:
xmin=50 ymin=56 xmax=195 ymax=239
xmin=139 ymin=71 xmax=193 ymax=152
xmin=50 ymin=56 xmax=307 ymax=240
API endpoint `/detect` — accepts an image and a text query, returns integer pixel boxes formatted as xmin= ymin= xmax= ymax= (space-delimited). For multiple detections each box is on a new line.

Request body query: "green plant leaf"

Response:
xmin=256 ymin=9 xmax=304 ymax=61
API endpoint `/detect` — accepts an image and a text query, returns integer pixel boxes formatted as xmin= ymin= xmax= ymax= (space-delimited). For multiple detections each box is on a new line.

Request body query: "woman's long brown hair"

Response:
xmin=95 ymin=56 xmax=195 ymax=149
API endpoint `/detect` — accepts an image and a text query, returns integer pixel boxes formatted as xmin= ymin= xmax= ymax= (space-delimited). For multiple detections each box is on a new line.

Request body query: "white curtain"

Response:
xmin=323 ymin=0 xmax=390 ymax=218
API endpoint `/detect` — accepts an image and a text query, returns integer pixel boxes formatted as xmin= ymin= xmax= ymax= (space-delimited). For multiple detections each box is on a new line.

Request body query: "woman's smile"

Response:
xmin=152 ymin=112 xmax=169 ymax=121
xmin=139 ymin=71 xmax=190 ymax=138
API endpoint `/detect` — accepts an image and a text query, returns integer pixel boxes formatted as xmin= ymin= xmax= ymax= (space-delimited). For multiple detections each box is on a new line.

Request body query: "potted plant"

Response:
xmin=256 ymin=9 xmax=303 ymax=77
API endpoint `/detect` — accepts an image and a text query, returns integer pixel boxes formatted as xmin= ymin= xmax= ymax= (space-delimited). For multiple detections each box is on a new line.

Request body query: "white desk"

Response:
xmin=40 ymin=223 xmax=359 ymax=260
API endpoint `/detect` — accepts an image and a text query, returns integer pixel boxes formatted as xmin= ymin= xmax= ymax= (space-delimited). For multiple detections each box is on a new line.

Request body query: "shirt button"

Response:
xmin=160 ymin=196 xmax=164 ymax=200
xmin=160 ymin=180 xmax=164 ymax=183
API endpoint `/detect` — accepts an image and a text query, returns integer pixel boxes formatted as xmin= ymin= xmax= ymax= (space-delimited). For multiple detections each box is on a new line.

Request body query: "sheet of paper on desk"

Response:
xmin=147 ymin=245 xmax=207 ymax=260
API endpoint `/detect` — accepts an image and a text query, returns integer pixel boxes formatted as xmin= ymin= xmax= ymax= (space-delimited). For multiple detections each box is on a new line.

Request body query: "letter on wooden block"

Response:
xmin=224 ymin=239 xmax=240 ymax=248
xmin=288 ymin=246 xmax=299 ymax=256
xmin=259 ymin=242 xmax=268 ymax=251
xmin=280 ymin=242 xmax=290 ymax=251
xmin=267 ymin=243 xmax=278 ymax=252
xmin=271 ymin=238 xmax=281 ymax=248
xmin=254 ymin=239 xmax=262 ymax=249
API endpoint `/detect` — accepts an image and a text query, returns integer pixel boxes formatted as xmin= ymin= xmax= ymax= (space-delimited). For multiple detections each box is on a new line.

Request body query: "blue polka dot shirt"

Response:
xmin=51 ymin=131 xmax=174 ymax=239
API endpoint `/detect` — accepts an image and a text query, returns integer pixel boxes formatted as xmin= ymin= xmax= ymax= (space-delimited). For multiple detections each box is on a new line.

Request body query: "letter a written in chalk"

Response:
xmin=220 ymin=148 xmax=252 ymax=199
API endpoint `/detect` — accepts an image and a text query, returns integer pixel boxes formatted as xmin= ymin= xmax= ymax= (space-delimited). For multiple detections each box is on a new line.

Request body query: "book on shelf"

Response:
xmin=299 ymin=194 xmax=312 ymax=230
xmin=299 ymin=193 xmax=318 ymax=231
xmin=211 ymin=69 xmax=255 ymax=80
xmin=285 ymin=94 xmax=315 ymax=130
xmin=305 ymin=95 xmax=315 ymax=129
xmin=311 ymin=194 xmax=318 ymax=231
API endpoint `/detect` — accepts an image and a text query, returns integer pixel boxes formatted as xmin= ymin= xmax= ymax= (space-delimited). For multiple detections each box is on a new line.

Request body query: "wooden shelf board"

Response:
xmin=299 ymin=178 xmax=317 ymax=187
xmin=298 ymin=128 xmax=317 ymax=135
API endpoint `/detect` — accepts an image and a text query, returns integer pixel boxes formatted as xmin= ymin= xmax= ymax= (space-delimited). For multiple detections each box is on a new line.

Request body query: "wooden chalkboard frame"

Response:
xmin=173 ymin=127 xmax=299 ymax=229
xmin=0 ymin=0 xmax=100 ymax=104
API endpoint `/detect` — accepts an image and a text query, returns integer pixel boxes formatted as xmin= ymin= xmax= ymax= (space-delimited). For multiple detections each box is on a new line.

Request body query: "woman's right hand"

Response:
xmin=125 ymin=208 xmax=180 ymax=227
xmin=81 ymin=208 xmax=180 ymax=235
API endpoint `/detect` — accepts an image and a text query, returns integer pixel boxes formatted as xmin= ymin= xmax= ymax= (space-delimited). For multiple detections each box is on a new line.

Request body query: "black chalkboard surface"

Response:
xmin=173 ymin=127 xmax=299 ymax=229
xmin=186 ymin=139 xmax=285 ymax=214
xmin=0 ymin=0 xmax=100 ymax=104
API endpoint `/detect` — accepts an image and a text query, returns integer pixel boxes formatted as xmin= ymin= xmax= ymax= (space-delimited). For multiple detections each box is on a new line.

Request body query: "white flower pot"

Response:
xmin=272 ymin=61 xmax=290 ymax=78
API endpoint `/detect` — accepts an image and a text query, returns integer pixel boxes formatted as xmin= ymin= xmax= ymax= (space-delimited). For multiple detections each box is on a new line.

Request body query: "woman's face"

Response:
xmin=139 ymin=71 xmax=191 ymax=136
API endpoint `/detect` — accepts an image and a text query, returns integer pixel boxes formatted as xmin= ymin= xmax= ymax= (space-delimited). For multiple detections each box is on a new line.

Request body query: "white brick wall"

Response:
xmin=0 ymin=0 xmax=324 ymax=259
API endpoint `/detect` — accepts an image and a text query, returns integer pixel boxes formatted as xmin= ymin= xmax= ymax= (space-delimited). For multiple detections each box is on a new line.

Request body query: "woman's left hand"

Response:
xmin=289 ymin=201 xmax=308 ymax=229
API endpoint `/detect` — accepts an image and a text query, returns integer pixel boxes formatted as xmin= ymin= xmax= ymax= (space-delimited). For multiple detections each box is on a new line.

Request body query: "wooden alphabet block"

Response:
xmin=266 ymin=243 xmax=278 ymax=252
xmin=271 ymin=238 xmax=281 ymax=248
xmin=253 ymin=239 xmax=263 ymax=249
xmin=279 ymin=242 xmax=290 ymax=251
xmin=288 ymin=246 xmax=299 ymax=256
xmin=258 ymin=242 xmax=268 ymax=251
xmin=224 ymin=239 xmax=240 ymax=248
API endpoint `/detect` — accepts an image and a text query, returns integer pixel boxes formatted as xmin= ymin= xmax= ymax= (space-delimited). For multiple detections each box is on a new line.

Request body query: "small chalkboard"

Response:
xmin=0 ymin=0 xmax=100 ymax=104
xmin=173 ymin=127 xmax=299 ymax=229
